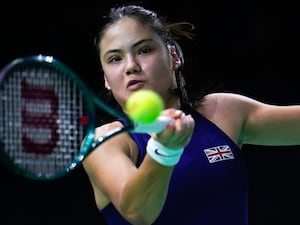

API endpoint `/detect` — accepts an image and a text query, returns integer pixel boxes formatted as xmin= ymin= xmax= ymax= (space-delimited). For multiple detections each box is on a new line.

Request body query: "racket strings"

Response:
xmin=0 ymin=64 xmax=87 ymax=178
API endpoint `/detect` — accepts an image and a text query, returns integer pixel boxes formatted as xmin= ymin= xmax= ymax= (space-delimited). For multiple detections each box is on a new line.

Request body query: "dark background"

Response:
xmin=1 ymin=0 xmax=300 ymax=224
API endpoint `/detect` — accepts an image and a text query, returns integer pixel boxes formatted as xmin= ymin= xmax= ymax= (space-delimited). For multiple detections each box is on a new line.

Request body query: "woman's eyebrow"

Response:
xmin=103 ymin=39 xmax=155 ymax=57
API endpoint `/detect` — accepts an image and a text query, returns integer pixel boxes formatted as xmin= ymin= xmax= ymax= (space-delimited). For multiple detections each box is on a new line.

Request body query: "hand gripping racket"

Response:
xmin=0 ymin=55 xmax=172 ymax=180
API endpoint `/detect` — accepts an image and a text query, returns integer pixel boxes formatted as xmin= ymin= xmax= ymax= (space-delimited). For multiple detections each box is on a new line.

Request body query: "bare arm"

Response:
xmin=201 ymin=93 xmax=300 ymax=147
xmin=83 ymin=109 xmax=194 ymax=225
xmin=243 ymin=101 xmax=300 ymax=146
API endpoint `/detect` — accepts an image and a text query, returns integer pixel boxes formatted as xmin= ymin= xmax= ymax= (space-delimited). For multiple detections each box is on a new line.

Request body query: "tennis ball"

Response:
xmin=125 ymin=89 xmax=164 ymax=124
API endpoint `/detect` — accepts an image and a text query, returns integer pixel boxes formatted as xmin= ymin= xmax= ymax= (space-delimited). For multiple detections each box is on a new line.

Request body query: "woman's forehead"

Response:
xmin=100 ymin=18 xmax=162 ymax=50
xmin=105 ymin=17 xmax=153 ymax=37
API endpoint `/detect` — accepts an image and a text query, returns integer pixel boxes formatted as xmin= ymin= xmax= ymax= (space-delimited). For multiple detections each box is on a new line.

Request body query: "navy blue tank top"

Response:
xmin=101 ymin=105 xmax=249 ymax=225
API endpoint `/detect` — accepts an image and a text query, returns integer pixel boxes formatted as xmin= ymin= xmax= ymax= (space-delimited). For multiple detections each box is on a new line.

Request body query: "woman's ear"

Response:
xmin=104 ymin=75 xmax=111 ymax=90
xmin=170 ymin=46 xmax=182 ymax=70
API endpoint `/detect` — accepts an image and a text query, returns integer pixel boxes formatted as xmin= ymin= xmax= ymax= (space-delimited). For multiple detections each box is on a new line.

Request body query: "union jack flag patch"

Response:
xmin=204 ymin=145 xmax=234 ymax=163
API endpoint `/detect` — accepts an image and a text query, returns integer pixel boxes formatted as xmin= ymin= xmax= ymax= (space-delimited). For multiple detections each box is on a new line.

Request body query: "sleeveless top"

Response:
xmin=100 ymin=105 xmax=249 ymax=225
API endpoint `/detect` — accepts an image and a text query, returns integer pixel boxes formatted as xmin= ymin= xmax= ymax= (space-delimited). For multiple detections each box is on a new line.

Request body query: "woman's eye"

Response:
xmin=109 ymin=56 xmax=121 ymax=63
xmin=139 ymin=47 xmax=152 ymax=54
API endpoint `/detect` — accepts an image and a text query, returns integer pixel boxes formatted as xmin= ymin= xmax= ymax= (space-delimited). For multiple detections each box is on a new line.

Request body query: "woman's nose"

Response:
xmin=125 ymin=56 xmax=141 ymax=75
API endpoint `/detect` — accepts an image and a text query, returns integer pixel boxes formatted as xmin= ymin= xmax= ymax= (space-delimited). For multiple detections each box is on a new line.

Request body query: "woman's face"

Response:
xmin=99 ymin=17 xmax=180 ymax=109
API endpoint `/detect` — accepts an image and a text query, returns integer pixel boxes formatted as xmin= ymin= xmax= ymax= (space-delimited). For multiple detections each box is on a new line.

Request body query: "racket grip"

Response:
xmin=133 ymin=116 xmax=174 ymax=133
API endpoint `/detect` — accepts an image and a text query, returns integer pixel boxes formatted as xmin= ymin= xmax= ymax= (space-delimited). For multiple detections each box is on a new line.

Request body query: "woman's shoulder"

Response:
xmin=94 ymin=119 xmax=140 ymax=145
xmin=193 ymin=92 xmax=259 ymax=145
xmin=193 ymin=92 xmax=239 ymax=117
xmin=202 ymin=92 xmax=251 ymax=101
xmin=95 ymin=120 xmax=124 ymax=137
xmin=195 ymin=92 xmax=258 ymax=112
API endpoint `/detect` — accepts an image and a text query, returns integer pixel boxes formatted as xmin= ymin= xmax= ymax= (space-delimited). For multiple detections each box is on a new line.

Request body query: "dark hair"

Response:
xmin=94 ymin=4 xmax=212 ymax=124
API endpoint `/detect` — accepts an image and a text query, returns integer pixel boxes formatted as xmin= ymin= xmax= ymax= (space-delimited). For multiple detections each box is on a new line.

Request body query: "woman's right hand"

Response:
xmin=152 ymin=108 xmax=195 ymax=149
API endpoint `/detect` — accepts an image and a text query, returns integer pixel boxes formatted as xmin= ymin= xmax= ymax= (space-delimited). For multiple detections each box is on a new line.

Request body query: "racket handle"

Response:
xmin=133 ymin=116 xmax=174 ymax=133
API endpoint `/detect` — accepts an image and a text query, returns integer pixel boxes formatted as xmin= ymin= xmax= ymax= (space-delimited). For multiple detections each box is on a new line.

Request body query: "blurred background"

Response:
xmin=1 ymin=0 xmax=300 ymax=224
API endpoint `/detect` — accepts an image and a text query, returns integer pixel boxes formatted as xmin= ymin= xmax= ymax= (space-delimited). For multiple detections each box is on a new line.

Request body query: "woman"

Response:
xmin=83 ymin=4 xmax=300 ymax=225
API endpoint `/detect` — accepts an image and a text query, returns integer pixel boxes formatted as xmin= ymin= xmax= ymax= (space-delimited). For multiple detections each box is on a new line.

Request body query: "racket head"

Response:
xmin=0 ymin=55 xmax=96 ymax=180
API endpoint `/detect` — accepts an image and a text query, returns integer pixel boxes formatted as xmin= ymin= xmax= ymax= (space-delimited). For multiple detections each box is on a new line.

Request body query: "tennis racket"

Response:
xmin=0 ymin=55 xmax=172 ymax=181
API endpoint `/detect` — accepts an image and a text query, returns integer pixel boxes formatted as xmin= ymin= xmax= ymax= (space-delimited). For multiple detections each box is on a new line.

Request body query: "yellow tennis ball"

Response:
xmin=125 ymin=89 xmax=164 ymax=124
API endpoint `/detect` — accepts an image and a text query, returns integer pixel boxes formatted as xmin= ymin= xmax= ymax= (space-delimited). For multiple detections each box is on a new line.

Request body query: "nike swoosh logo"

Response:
xmin=154 ymin=149 xmax=169 ymax=157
